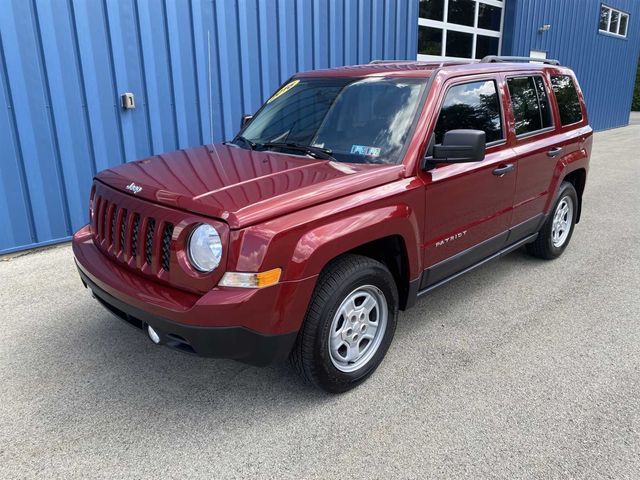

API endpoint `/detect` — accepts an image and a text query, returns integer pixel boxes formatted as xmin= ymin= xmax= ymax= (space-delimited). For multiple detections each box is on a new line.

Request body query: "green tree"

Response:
xmin=633 ymin=57 xmax=640 ymax=111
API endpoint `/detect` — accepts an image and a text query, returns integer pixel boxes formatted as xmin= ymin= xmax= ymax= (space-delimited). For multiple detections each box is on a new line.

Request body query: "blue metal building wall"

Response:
xmin=0 ymin=0 xmax=419 ymax=254
xmin=501 ymin=0 xmax=640 ymax=131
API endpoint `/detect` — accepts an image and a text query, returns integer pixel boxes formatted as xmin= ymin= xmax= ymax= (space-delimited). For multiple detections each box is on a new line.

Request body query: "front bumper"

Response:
xmin=73 ymin=225 xmax=317 ymax=366
xmin=78 ymin=267 xmax=297 ymax=365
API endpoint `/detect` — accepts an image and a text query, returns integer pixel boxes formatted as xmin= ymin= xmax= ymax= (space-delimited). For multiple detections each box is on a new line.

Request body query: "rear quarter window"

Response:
xmin=550 ymin=75 xmax=583 ymax=126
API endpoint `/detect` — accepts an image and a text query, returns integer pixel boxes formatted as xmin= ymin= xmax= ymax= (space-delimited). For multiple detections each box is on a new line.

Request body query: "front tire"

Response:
xmin=527 ymin=181 xmax=578 ymax=259
xmin=290 ymin=254 xmax=398 ymax=393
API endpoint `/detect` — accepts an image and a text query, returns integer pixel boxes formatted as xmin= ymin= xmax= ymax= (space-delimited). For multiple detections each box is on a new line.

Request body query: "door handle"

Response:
xmin=546 ymin=146 xmax=563 ymax=157
xmin=492 ymin=164 xmax=514 ymax=176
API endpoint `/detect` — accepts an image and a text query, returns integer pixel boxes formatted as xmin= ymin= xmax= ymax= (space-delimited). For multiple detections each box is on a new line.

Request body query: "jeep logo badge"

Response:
xmin=125 ymin=182 xmax=142 ymax=194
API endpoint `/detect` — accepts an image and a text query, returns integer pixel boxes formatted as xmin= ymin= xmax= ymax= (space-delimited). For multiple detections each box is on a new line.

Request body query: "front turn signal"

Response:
xmin=218 ymin=268 xmax=282 ymax=288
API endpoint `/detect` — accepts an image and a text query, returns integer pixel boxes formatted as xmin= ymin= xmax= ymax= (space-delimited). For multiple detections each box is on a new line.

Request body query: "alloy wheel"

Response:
xmin=328 ymin=285 xmax=388 ymax=373
xmin=551 ymin=195 xmax=574 ymax=247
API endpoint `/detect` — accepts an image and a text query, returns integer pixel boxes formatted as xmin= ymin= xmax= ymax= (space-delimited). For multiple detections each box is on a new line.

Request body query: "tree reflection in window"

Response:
xmin=599 ymin=6 xmax=610 ymax=30
xmin=434 ymin=80 xmax=503 ymax=144
xmin=507 ymin=76 xmax=545 ymax=135
xmin=551 ymin=75 xmax=583 ymax=125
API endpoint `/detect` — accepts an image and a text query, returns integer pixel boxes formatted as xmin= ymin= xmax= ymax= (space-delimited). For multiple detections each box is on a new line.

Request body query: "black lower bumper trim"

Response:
xmin=78 ymin=268 xmax=297 ymax=366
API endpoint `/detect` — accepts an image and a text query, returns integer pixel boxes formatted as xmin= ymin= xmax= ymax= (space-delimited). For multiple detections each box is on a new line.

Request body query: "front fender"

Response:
xmin=223 ymin=178 xmax=425 ymax=331
xmin=226 ymin=178 xmax=425 ymax=282
xmin=285 ymin=204 xmax=422 ymax=281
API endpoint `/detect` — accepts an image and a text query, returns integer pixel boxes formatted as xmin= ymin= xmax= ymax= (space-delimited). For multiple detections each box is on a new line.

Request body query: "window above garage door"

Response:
xmin=417 ymin=0 xmax=504 ymax=61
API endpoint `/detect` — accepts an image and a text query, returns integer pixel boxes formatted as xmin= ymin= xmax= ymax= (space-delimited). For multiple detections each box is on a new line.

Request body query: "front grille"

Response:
xmin=161 ymin=223 xmax=174 ymax=271
xmin=92 ymin=194 xmax=171 ymax=275
xmin=90 ymin=182 xmax=223 ymax=294
xmin=145 ymin=219 xmax=156 ymax=265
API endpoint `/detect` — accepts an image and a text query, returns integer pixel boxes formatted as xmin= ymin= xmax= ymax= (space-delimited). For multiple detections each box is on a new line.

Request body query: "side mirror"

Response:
xmin=240 ymin=114 xmax=253 ymax=129
xmin=431 ymin=129 xmax=486 ymax=164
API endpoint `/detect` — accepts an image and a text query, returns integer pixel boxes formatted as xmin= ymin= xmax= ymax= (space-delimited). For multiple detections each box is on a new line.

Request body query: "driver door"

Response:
xmin=420 ymin=75 xmax=516 ymax=289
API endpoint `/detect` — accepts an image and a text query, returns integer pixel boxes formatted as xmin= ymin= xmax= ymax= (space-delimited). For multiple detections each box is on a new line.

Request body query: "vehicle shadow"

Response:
xmin=27 ymin=298 xmax=336 ymax=437
xmin=35 ymin=245 xmax=545 ymax=430
xmin=394 ymin=246 xmax=543 ymax=338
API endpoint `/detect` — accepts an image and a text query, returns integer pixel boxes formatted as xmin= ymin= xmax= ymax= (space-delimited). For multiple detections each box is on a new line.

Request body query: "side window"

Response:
xmin=550 ymin=75 xmax=583 ymax=126
xmin=533 ymin=77 xmax=553 ymax=129
xmin=434 ymin=80 xmax=503 ymax=145
xmin=507 ymin=76 xmax=553 ymax=136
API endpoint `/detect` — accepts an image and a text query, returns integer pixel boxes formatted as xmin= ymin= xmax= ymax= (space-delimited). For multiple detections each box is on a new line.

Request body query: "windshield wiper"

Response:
xmin=261 ymin=142 xmax=336 ymax=161
xmin=228 ymin=135 xmax=260 ymax=150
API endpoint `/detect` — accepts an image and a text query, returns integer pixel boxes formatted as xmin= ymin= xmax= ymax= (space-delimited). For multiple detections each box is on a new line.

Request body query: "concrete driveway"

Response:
xmin=1 ymin=124 xmax=639 ymax=479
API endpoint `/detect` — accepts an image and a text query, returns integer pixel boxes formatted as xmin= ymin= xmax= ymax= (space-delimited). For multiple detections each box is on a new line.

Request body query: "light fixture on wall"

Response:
xmin=121 ymin=92 xmax=135 ymax=110
xmin=538 ymin=24 xmax=551 ymax=33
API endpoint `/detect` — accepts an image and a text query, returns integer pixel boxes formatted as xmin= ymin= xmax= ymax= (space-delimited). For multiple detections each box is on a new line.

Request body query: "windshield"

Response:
xmin=237 ymin=76 xmax=428 ymax=164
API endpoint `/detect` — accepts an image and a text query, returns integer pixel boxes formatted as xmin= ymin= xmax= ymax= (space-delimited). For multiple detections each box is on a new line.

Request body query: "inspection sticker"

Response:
xmin=267 ymin=79 xmax=300 ymax=103
xmin=350 ymin=145 xmax=381 ymax=157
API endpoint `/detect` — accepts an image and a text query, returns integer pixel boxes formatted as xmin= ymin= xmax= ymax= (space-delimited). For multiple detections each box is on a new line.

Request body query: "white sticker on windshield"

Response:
xmin=350 ymin=145 xmax=381 ymax=157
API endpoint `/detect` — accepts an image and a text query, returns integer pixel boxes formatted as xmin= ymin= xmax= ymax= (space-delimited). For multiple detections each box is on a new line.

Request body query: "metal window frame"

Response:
xmin=417 ymin=0 xmax=504 ymax=61
xmin=599 ymin=4 xmax=629 ymax=38
xmin=505 ymin=74 xmax=556 ymax=140
xmin=433 ymin=76 xmax=507 ymax=146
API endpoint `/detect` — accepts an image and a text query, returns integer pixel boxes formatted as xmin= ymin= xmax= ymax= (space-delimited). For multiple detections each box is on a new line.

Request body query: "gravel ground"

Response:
xmin=1 ymin=124 xmax=639 ymax=479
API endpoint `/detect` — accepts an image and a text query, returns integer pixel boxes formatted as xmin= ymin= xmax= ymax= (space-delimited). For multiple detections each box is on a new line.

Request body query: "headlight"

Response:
xmin=188 ymin=224 xmax=222 ymax=272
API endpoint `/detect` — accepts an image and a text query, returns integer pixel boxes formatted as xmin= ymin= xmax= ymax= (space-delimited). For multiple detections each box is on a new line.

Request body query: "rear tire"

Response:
xmin=527 ymin=181 xmax=578 ymax=259
xmin=290 ymin=254 xmax=398 ymax=393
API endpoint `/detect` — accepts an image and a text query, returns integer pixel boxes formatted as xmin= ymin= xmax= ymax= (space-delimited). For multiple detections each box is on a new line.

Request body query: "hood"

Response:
xmin=96 ymin=144 xmax=405 ymax=228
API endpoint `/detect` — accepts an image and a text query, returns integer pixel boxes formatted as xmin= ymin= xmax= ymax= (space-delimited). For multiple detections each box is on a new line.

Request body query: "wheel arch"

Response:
xmin=287 ymin=205 xmax=422 ymax=311
xmin=344 ymin=235 xmax=413 ymax=310
xmin=561 ymin=168 xmax=587 ymax=223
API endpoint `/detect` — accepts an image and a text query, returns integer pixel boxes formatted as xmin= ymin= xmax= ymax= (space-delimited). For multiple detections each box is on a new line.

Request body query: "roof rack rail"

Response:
xmin=480 ymin=55 xmax=560 ymax=66
xmin=368 ymin=59 xmax=417 ymax=64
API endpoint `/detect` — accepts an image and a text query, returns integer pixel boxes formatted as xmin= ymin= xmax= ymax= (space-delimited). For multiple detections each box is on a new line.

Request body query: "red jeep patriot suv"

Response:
xmin=73 ymin=57 xmax=591 ymax=392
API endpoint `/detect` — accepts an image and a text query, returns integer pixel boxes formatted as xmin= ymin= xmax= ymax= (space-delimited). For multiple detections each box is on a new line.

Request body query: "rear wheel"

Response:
xmin=527 ymin=181 xmax=578 ymax=259
xmin=290 ymin=254 xmax=398 ymax=393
